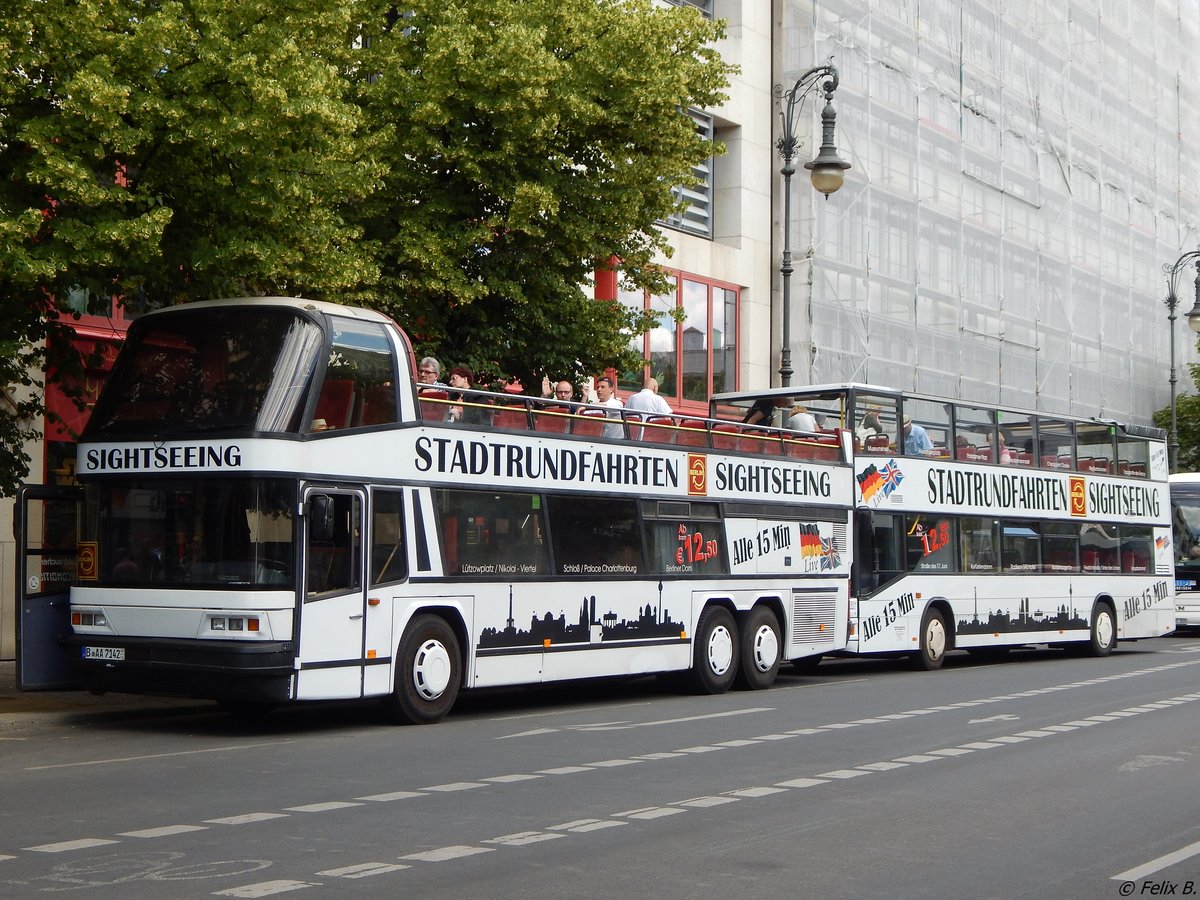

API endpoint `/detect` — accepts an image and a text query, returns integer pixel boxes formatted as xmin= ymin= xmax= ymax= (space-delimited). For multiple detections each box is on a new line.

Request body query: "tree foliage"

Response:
xmin=1154 ymin=359 xmax=1200 ymax=472
xmin=0 ymin=0 xmax=731 ymax=492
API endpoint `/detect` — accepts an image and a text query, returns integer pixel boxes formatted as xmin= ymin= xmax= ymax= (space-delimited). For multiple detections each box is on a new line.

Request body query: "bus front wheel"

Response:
xmin=912 ymin=607 xmax=948 ymax=671
xmin=735 ymin=606 xmax=782 ymax=691
xmin=384 ymin=614 xmax=461 ymax=725
xmin=685 ymin=606 xmax=739 ymax=694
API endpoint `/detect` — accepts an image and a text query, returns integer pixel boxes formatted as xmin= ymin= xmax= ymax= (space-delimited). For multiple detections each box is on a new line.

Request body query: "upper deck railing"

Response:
xmin=414 ymin=386 xmax=846 ymax=462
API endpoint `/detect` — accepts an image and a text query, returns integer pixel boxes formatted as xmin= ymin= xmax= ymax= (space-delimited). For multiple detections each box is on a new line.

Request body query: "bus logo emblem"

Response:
xmin=1069 ymin=476 xmax=1086 ymax=516
xmin=687 ymin=453 xmax=707 ymax=496
xmin=77 ymin=541 xmax=98 ymax=581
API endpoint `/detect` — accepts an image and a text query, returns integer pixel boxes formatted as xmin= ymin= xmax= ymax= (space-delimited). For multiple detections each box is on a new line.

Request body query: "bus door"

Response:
xmin=296 ymin=486 xmax=367 ymax=699
xmin=15 ymin=484 xmax=83 ymax=690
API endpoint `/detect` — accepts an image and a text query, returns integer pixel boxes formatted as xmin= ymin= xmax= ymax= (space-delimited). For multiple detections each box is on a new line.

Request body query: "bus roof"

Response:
xmin=134 ymin=296 xmax=397 ymax=327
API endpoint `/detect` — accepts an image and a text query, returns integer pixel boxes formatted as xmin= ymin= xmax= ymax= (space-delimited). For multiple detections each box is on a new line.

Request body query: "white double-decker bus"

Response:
xmin=17 ymin=298 xmax=856 ymax=722
xmin=713 ymin=384 xmax=1175 ymax=668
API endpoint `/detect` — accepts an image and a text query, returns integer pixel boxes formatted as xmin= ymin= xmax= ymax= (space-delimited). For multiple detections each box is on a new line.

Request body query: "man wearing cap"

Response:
xmin=902 ymin=416 xmax=933 ymax=455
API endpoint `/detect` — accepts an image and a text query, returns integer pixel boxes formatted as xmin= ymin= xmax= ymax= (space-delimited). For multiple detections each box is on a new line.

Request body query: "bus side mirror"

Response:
xmin=308 ymin=495 xmax=335 ymax=542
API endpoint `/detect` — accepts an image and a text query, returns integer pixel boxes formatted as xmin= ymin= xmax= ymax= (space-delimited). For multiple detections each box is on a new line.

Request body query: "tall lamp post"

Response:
xmin=1164 ymin=250 xmax=1200 ymax=472
xmin=775 ymin=62 xmax=850 ymax=387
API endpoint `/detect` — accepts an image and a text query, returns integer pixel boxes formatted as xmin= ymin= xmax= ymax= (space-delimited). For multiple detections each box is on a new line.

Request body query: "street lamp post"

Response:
xmin=775 ymin=62 xmax=850 ymax=387
xmin=1163 ymin=250 xmax=1200 ymax=472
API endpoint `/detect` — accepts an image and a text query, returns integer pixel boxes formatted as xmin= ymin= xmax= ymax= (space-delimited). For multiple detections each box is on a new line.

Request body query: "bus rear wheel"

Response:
xmin=384 ymin=614 xmax=461 ymax=725
xmin=912 ymin=607 xmax=948 ymax=671
xmin=735 ymin=606 xmax=782 ymax=691
xmin=684 ymin=605 xmax=738 ymax=694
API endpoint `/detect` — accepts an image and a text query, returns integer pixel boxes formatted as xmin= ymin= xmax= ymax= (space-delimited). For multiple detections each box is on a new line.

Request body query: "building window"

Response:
xmin=619 ymin=270 xmax=739 ymax=413
xmin=661 ymin=109 xmax=713 ymax=238
xmin=665 ymin=0 xmax=713 ymax=18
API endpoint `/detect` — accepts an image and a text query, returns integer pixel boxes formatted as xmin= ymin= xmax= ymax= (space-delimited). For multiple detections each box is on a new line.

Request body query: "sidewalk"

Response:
xmin=0 ymin=659 xmax=202 ymax=725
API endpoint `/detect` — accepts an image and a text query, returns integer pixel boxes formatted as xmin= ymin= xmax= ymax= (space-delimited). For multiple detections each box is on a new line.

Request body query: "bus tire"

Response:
xmin=685 ymin=605 xmax=738 ymax=695
xmin=1086 ymin=602 xmax=1117 ymax=657
xmin=912 ymin=607 xmax=948 ymax=671
xmin=384 ymin=614 xmax=461 ymax=725
xmin=735 ymin=606 xmax=782 ymax=691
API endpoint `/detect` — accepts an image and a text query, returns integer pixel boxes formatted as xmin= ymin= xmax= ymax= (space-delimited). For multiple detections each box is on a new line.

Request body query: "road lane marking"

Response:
xmin=205 ymin=813 xmax=289 ymax=826
xmin=355 ymin=791 xmax=424 ymax=802
xmin=214 ymin=880 xmax=319 ymax=896
xmin=317 ymin=862 xmax=410 ymax=878
xmin=400 ymin=846 xmax=494 ymax=862
xmin=26 ymin=741 xmax=285 ymax=771
xmin=1113 ymin=837 xmax=1200 ymax=881
xmin=284 ymin=802 xmax=364 ymax=813
xmin=24 ymin=838 xmax=120 ymax=853
xmin=119 ymin=825 xmax=209 ymax=838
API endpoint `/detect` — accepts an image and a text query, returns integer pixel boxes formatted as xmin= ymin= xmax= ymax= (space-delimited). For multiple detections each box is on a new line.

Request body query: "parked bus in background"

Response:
xmin=1169 ymin=472 xmax=1200 ymax=631
xmin=712 ymin=384 xmax=1175 ymax=669
xmin=16 ymin=298 xmax=857 ymax=723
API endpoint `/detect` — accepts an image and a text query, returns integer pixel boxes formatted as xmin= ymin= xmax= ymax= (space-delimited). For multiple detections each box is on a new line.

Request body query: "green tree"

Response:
xmin=1154 ymin=360 xmax=1200 ymax=472
xmin=1 ymin=0 xmax=731 ymax=493
xmin=347 ymin=0 xmax=731 ymax=386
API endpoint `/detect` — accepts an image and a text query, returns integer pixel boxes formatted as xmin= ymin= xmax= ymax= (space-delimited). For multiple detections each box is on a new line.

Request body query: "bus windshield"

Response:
xmin=84 ymin=477 xmax=296 ymax=589
xmin=85 ymin=306 xmax=325 ymax=437
xmin=1172 ymin=485 xmax=1200 ymax=570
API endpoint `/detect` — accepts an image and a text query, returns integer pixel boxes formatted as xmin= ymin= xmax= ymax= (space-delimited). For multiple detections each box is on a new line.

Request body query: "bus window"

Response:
xmin=642 ymin=501 xmax=727 ymax=576
xmin=306 ymin=493 xmax=361 ymax=597
xmin=997 ymin=410 xmax=1035 ymax=465
xmin=870 ymin=512 xmax=905 ymax=583
xmin=905 ymin=515 xmax=955 ymax=572
xmin=547 ymin=495 xmax=645 ymax=576
xmin=1076 ymin=422 xmax=1116 ymax=475
xmin=1120 ymin=525 xmax=1152 ymax=573
xmin=1081 ymin=523 xmax=1120 ymax=571
xmin=314 ymin=318 xmax=398 ymax=432
xmin=1042 ymin=522 xmax=1079 ymax=572
xmin=1001 ymin=521 xmax=1041 ymax=571
xmin=435 ymin=490 xmax=549 ymax=577
xmin=952 ymin=405 xmax=996 ymax=463
xmin=371 ymin=490 xmax=406 ymax=586
xmin=853 ymin=393 xmax=898 ymax=453
xmin=1116 ymin=431 xmax=1149 ymax=477
xmin=961 ymin=517 xmax=998 ymax=572
xmin=1037 ymin=417 xmax=1075 ymax=470
xmin=901 ymin=398 xmax=950 ymax=458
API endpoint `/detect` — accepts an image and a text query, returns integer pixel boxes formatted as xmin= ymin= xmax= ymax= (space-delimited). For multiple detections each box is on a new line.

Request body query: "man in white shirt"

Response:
xmin=595 ymin=376 xmax=625 ymax=439
xmin=624 ymin=376 xmax=673 ymax=417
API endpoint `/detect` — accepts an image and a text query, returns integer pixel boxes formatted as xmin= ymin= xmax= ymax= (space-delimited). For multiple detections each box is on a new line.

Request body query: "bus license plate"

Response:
xmin=82 ymin=646 xmax=125 ymax=661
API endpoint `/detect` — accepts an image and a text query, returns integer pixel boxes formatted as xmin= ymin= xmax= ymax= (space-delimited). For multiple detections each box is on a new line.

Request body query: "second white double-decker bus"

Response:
xmin=713 ymin=384 xmax=1176 ymax=669
xmin=34 ymin=298 xmax=857 ymax=722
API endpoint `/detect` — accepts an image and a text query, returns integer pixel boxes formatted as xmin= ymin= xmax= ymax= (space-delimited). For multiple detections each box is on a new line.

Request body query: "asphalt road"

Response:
xmin=1 ymin=635 xmax=1199 ymax=899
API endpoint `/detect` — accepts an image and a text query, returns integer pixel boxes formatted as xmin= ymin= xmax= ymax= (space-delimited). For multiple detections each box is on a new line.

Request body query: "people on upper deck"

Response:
xmin=445 ymin=366 xmax=491 ymax=424
xmin=743 ymin=396 xmax=791 ymax=427
xmin=541 ymin=376 xmax=576 ymax=404
xmin=594 ymin=376 xmax=624 ymax=438
xmin=902 ymin=416 xmax=933 ymax=455
xmin=998 ymin=431 xmax=1013 ymax=464
xmin=417 ymin=357 xmax=444 ymax=386
xmin=786 ymin=404 xmax=817 ymax=432
xmin=624 ymin=376 xmax=673 ymax=418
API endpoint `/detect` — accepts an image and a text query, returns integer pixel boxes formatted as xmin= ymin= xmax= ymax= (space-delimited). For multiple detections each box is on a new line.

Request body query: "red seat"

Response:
xmin=1012 ymin=450 xmax=1032 ymax=466
xmin=357 ymin=384 xmax=397 ymax=426
xmin=739 ymin=428 xmax=772 ymax=454
xmin=314 ymin=379 xmax=354 ymax=430
xmin=418 ymin=389 xmax=450 ymax=422
xmin=639 ymin=416 xmax=676 ymax=444
xmin=570 ymin=409 xmax=607 ymax=437
xmin=534 ymin=406 xmax=573 ymax=433
xmin=864 ymin=434 xmax=890 ymax=453
xmin=675 ymin=419 xmax=709 ymax=447
xmin=711 ymin=423 xmax=739 ymax=451
xmin=492 ymin=405 xmax=530 ymax=430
